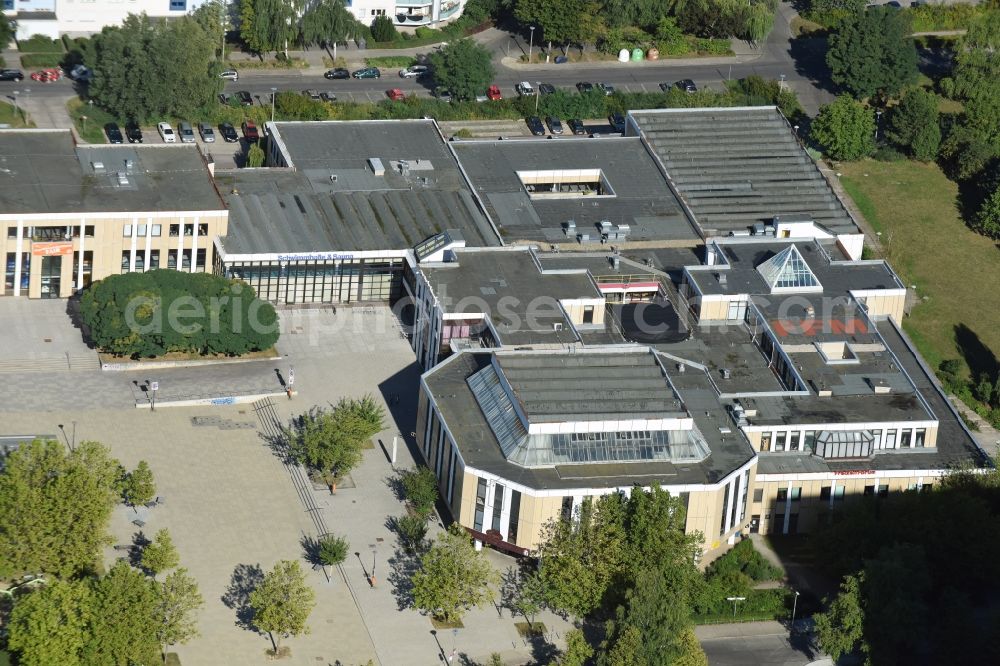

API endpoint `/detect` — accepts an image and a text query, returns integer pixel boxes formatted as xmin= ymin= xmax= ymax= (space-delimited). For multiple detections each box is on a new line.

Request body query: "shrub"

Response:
xmin=79 ymin=270 xmax=280 ymax=358
xmin=17 ymin=34 xmax=63 ymax=53
xmin=371 ymin=15 xmax=398 ymax=42
xmin=396 ymin=514 xmax=429 ymax=554
xmin=811 ymin=95 xmax=876 ymax=161
xmin=415 ymin=26 xmax=437 ymax=40
xmin=20 ymin=53 xmax=63 ymax=68
xmin=317 ymin=534 xmax=350 ymax=566
xmin=873 ymin=146 xmax=906 ymax=162
xmin=706 ymin=539 xmax=783 ymax=582
xmin=275 ymin=91 xmax=327 ymax=120
xmin=401 ymin=467 xmax=439 ymax=518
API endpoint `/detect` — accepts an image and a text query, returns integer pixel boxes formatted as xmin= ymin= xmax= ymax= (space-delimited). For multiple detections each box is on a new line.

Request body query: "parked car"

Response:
xmin=597 ymin=82 xmax=615 ymax=96
xmin=104 ymin=123 xmax=123 ymax=144
xmin=242 ymin=120 xmax=260 ymax=143
xmin=219 ymin=69 xmax=239 ymax=81
xmin=886 ymin=0 xmax=902 ymax=7
xmin=526 ymin=116 xmax=545 ymax=136
xmin=324 ymin=68 xmax=350 ymax=79
xmin=319 ymin=91 xmax=337 ymax=103
xmin=675 ymin=79 xmax=697 ymax=93
xmin=69 ymin=65 xmax=93 ymax=82
xmin=538 ymin=83 xmax=556 ymax=95
xmin=219 ymin=122 xmax=239 ymax=143
xmin=218 ymin=93 xmax=230 ymax=105
xmin=198 ymin=122 xmax=215 ymax=142
xmin=352 ymin=67 xmax=381 ymax=79
xmin=387 ymin=88 xmax=406 ymax=101
xmin=516 ymin=81 xmax=535 ymax=96
xmin=236 ymin=90 xmax=253 ymax=106
xmin=157 ymin=122 xmax=176 ymax=143
xmin=608 ymin=112 xmax=626 ymax=132
xmin=568 ymin=118 xmax=586 ymax=135
xmin=576 ymin=81 xmax=594 ymax=93
xmin=434 ymin=88 xmax=453 ymax=103
xmin=658 ymin=82 xmax=671 ymax=92
xmin=177 ymin=121 xmax=195 ymax=143
xmin=545 ymin=116 xmax=564 ymax=135
xmin=398 ymin=65 xmax=429 ymax=79
xmin=303 ymin=89 xmax=322 ymax=100
xmin=30 ymin=68 xmax=61 ymax=83
xmin=125 ymin=120 xmax=143 ymax=143
xmin=0 ymin=69 xmax=24 ymax=81
xmin=487 ymin=85 xmax=502 ymax=101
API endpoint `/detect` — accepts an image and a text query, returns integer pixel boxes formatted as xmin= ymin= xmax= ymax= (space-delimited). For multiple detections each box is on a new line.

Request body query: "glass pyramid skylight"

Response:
xmin=755 ymin=245 xmax=822 ymax=293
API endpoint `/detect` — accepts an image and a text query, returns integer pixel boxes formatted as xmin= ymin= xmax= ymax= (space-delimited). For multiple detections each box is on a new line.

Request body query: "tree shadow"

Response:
xmin=387 ymin=550 xmax=420 ymax=612
xmin=384 ymin=472 xmax=406 ymax=503
xmin=301 ymin=535 xmax=324 ymax=567
xmin=221 ymin=563 xmax=265 ymax=632
xmin=954 ymin=323 xmax=1000 ymax=384
xmin=787 ymin=35 xmax=838 ymax=96
xmin=527 ymin=632 xmax=559 ymax=665
xmin=128 ymin=530 xmax=151 ymax=568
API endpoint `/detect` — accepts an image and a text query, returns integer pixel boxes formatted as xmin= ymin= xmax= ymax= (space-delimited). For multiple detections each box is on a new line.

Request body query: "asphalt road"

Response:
xmin=701 ymin=633 xmax=828 ymax=666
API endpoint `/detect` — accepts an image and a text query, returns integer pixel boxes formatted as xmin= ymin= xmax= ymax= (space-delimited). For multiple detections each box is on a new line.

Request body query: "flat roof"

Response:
xmin=629 ymin=107 xmax=859 ymax=237
xmin=449 ymin=137 xmax=700 ymax=244
xmin=0 ymin=131 xmax=225 ymax=215
xmin=425 ymin=349 xmax=756 ymax=491
xmin=216 ymin=168 xmax=497 ymax=255
xmin=420 ymin=247 xmax=599 ymax=346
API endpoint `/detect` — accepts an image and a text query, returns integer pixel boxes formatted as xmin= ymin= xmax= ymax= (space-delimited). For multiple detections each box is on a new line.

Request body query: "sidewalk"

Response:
xmin=498 ymin=38 xmax=763 ymax=71
xmin=695 ymin=620 xmax=787 ymax=640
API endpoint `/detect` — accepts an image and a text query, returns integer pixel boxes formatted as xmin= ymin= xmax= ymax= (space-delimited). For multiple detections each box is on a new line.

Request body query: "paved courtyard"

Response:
xmin=0 ymin=303 xmax=573 ymax=665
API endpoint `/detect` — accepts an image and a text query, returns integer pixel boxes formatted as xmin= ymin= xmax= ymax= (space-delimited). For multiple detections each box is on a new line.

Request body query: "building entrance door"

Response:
xmin=40 ymin=255 xmax=62 ymax=299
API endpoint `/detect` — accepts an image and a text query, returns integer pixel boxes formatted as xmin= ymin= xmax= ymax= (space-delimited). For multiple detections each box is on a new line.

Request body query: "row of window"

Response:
xmin=754 ymin=483 xmax=933 ymax=504
xmin=760 ymin=427 xmax=927 ymax=453
xmin=8 ymin=225 xmax=96 ymax=240
xmin=123 ymin=223 xmax=208 ymax=238
xmin=121 ymin=249 xmax=206 ymax=272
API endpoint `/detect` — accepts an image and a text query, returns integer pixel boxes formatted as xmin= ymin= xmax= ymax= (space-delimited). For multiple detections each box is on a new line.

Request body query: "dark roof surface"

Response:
xmin=0 ymin=131 xmax=224 ymax=214
xmin=449 ymin=137 xmax=700 ymax=244
xmin=629 ymin=107 xmax=859 ymax=237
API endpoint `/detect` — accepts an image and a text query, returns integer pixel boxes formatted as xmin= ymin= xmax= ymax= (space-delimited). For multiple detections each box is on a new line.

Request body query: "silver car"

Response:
xmin=198 ymin=122 xmax=215 ymax=143
xmin=178 ymin=122 xmax=195 ymax=144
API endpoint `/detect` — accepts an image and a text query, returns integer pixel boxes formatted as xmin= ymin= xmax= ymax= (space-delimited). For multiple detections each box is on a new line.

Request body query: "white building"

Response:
xmin=3 ymin=0 xmax=465 ymax=38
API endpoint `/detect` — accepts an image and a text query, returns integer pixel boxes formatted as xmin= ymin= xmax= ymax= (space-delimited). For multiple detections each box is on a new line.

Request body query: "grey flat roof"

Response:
xmin=449 ymin=137 xmax=700 ymax=244
xmin=421 ymin=248 xmax=599 ymax=346
xmin=629 ymin=107 xmax=859 ymax=236
xmin=0 ymin=131 xmax=225 ymax=214
xmin=215 ymin=168 xmax=498 ymax=255
xmin=425 ymin=349 xmax=756 ymax=491
xmin=496 ymin=352 xmax=683 ymax=422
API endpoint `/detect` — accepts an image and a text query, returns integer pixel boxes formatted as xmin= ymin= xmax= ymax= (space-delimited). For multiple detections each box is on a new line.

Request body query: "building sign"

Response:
xmin=32 ymin=242 xmax=74 ymax=257
xmin=833 ymin=469 xmax=876 ymax=476
xmin=276 ymin=253 xmax=355 ymax=262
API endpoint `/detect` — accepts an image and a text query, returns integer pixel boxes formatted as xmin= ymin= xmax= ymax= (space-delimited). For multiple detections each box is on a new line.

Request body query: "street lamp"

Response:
xmin=270 ymin=87 xmax=277 ymax=124
xmin=528 ymin=26 xmax=535 ymax=62
xmin=535 ymin=83 xmax=540 ymax=113
xmin=148 ymin=380 xmax=159 ymax=411
xmin=779 ymin=73 xmax=786 ymax=90
xmin=11 ymin=90 xmax=19 ymax=122
xmin=726 ymin=596 xmax=746 ymax=618
xmin=81 ymin=114 xmax=88 ymax=137
xmin=791 ymin=589 xmax=801 ymax=629
xmin=875 ymin=110 xmax=883 ymax=143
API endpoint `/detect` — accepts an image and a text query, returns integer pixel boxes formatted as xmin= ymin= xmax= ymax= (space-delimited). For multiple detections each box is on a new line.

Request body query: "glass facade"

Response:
xmin=220 ymin=257 xmax=405 ymax=304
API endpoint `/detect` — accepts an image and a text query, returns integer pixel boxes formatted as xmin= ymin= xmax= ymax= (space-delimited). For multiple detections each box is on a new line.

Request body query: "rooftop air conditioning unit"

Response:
xmin=553 ymin=322 xmax=564 ymax=332
xmin=721 ymin=368 xmax=732 ymax=379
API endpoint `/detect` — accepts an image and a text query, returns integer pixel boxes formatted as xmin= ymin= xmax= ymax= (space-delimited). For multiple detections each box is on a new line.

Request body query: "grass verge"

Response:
xmin=20 ymin=53 xmax=64 ymax=68
xmin=67 ymin=98 xmax=117 ymax=143
xmin=838 ymin=159 xmax=1000 ymax=373
xmin=514 ymin=621 xmax=547 ymax=637
xmin=0 ymin=101 xmax=34 ymax=128
xmin=365 ymin=56 xmax=416 ymax=68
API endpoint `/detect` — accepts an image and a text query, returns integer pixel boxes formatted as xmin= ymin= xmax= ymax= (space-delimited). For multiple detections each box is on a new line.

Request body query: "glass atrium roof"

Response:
xmin=756 ymin=245 xmax=821 ymax=292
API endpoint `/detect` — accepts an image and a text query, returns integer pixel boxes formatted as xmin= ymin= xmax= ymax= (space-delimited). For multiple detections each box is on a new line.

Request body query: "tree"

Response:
xmin=400 ymin=466 xmax=439 ymax=519
xmin=370 ymin=14 xmax=398 ymax=42
xmin=951 ymin=10 xmax=1000 ymax=147
xmin=250 ymin=560 xmax=316 ymax=653
xmin=300 ymin=0 xmax=357 ymax=47
xmin=191 ymin=0 xmax=226 ymax=55
xmin=410 ymin=524 xmax=499 ymax=623
xmin=974 ymin=179 xmax=1000 ymax=238
xmin=83 ymin=561 xmax=161 ymax=666
xmin=887 ymin=88 xmax=941 ymax=161
xmin=597 ymin=623 xmax=641 ymax=666
xmin=317 ymin=533 xmax=350 ymax=566
xmin=142 ymin=528 xmax=181 ymax=577
xmin=428 ymin=38 xmax=495 ymax=102
xmin=515 ymin=0 xmax=588 ymax=52
xmin=814 ymin=573 xmax=867 ymax=662
xmin=0 ymin=13 xmax=13 ymax=49
xmin=0 ymin=439 xmax=123 ymax=578
xmin=155 ymin=568 xmax=204 ymax=661
xmin=825 ymin=6 xmax=917 ymax=99
xmin=285 ymin=396 xmax=385 ymax=482
xmin=239 ymin=0 xmax=298 ymax=55
xmin=122 ymin=460 xmax=156 ymax=509
xmin=88 ymin=15 xmax=221 ymax=123
xmin=556 ymin=628 xmax=595 ymax=666
xmin=396 ymin=513 xmax=429 ymax=554
xmin=811 ymin=95 xmax=876 ymax=161
xmin=247 ymin=142 xmax=266 ymax=167
xmin=673 ymin=629 xmax=709 ymax=666
xmin=506 ymin=570 xmax=547 ymax=627
xmin=7 ymin=579 xmax=93 ymax=666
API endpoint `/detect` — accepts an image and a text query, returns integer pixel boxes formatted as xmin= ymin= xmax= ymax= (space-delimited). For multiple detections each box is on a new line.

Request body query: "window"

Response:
xmin=774 ymin=432 xmax=787 ymax=452
xmin=877 ymin=486 xmax=889 ymax=499
xmin=789 ymin=431 xmax=801 ymax=451
xmin=491 ymin=483 xmax=505 ymax=531
xmin=760 ymin=433 xmax=771 ymax=452
xmin=900 ymin=429 xmax=912 ymax=447
xmin=169 ymin=224 xmax=180 ymax=237
xmin=914 ymin=429 xmax=926 ymax=447
xmin=885 ymin=430 xmax=897 ymax=448
xmin=820 ymin=486 xmax=831 ymax=501
xmin=790 ymin=487 xmax=802 ymax=501
xmin=149 ymin=250 xmax=160 ymax=269
xmin=123 ymin=224 xmax=132 ymax=237
xmin=508 ymin=491 xmax=521 ymax=544
xmin=473 ymin=478 xmax=487 ymax=531
xmin=195 ymin=248 xmax=206 ymax=271
xmin=922 ymin=483 xmax=933 ymax=492
xmin=803 ymin=430 xmax=816 ymax=452
xmin=583 ymin=305 xmax=594 ymax=324
xmin=864 ymin=485 xmax=875 ymax=496
xmin=727 ymin=300 xmax=747 ymax=321
xmin=121 ymin=251 xmax=130 ymax=272
xmin=833 ymin=486 xmax=845 ymax=501
xmin=907 ymin=483 xmax=918 ymax=491
xmin=871 ymin=429 xmax=883 ymax=448
xmin=776 ymin=488 xmax=788 ymax=502
xmin=169 ymin=0 xmax=186 ymax=9
xmin=560 ymin=496 xmax=573 ymax=523
xmin=198 ymin=223 xmax=208 ymax=236
xmin=151 ymin=224 xmax=162 ymax=237
xmin=753 ymin=488 xmax=763 ymax=503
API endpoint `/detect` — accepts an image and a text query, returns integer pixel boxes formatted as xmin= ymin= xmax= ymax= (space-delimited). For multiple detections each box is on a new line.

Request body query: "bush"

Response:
xmin=401 ymin=467 xmax=439 ymax=518
xmin=906 ymin=3 xmax=983 ymax=32
xmin=275 ymin=91 xmax=328 ymax=120
xmin=371 ymin=15 xmax=398 ymax=43
xmin=317 ymin=534 xmax=350 ymax=566
xmin=706 ymin=539 xmax=783 ymax=582
xmin=415 ymin=26 xmax=437 ymax=40
xmin=79 ymin=270 xmax=280 ymax=358
xmin=364 ymin=55 xmax=415 ymax=68
xmin=17 ymin=34 xmax=63 ymax=53
xmin=20 ymin=53 xmax=63 ymax=68
xmin=395 ymin=514 xmax=429 ymax=554
xmin=811 ymin=95 xmax=876 ymax=161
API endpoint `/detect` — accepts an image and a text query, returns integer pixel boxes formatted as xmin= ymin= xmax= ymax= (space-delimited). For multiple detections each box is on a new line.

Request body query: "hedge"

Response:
xmin=20 ymin=53 xmax=63 ymax=68
xmin=17 ymin=35 xmax=63 ymax=53
xmin=80 ymin=270 xmax=280 ymax=358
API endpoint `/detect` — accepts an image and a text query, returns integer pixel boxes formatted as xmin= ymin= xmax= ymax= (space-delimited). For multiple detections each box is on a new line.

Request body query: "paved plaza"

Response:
xmin=0 ymin=302 xmax=573 ymax=665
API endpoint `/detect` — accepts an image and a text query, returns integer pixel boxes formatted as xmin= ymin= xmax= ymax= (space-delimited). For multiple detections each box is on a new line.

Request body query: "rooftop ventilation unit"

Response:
xmin=330 ymin=174 xmax=338 ymax=182
xmin=553 ymin=322 xmax=563 ymax=331
xmin=116 ymin=172 xmax=129 ymax=186
xmin=92 ymin=161 xmax=105 ymax=174
xmin=677 ymin=363 xmax=686 ymax=373
xmin=124 ymin=159 xmax=134 ymax=173
xmin=721 ymin=368 xmax=732 ymax=379
xmin=368 ymin=157 xmax=385 ymax=176
xmin=611 ymin=255 xmax=620 ymax=270
xmin=717 ymin=273 xmax=727 ymax=286
xmin=564 ymin=219 xmax=576 ymax=236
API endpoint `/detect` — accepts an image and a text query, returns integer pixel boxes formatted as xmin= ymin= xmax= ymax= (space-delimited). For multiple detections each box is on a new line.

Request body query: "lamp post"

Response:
xmin=11 ymin=90 xmax=19 ymax=122
xmin=535 ymin=83 xmax=540 ymax=113
xmin=875 ymin=109 xmax=883 ymax=143
xmin=779 ymin=73 xmax=786 ymax=90
xmin=371 ymin=546 xmax=377 ymax=587
xmin=726 ymin=596 xmax=746 ymax=618
xmin=149 ymin=380 xmax=158 ymax=411
xmin=220 ymin=0 xmax=227 ymax=60
xmin=81 ymin=114 xmax=88 ymax=137
xmin=528 ymin=26 xmax=535 ymax=62
xmin=791 ymin=590 xmax=801 ymax=629
xmin=270 ymin=87 xmax=277 ymax=123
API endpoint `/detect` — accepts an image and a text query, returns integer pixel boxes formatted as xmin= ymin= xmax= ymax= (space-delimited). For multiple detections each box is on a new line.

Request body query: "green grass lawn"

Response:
xmin=0 ymin=101 xmax=34 ymax=128
xmin=839 ymin=160 xmax=1000 ymax=373
xmin=67 ymin=98 xmax=118 ymax=143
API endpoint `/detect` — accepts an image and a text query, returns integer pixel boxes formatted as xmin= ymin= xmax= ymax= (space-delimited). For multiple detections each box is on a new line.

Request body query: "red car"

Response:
xmin=30 ymin=68 xmax=61 ymax=83
xmin=241 ymin=120 xmax=259 ymax=143
xmin=487 ymin=85 xmax=502 ymax=101
xmin=387 ymin=88 xmax=405 ymax=101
